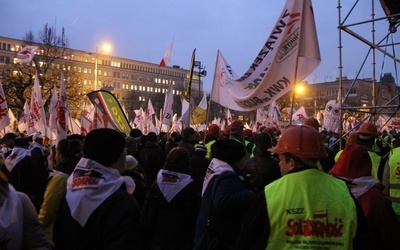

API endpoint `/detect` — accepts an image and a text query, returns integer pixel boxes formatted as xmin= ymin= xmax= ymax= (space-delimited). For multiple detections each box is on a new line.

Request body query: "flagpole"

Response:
xmin=185 ymin=48 xmax=196 ymax=128
xmin=203 ymin=50 xmax=221 ymax=143
xmin=289 ymin=0 xmax=307 ymax=126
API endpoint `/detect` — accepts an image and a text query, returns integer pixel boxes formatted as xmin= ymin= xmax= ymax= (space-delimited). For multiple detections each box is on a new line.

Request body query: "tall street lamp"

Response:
xmin=194 ymin=61 xmax=206 ymax=98
xmin=94 ymin=44 xmax=111 ymax=91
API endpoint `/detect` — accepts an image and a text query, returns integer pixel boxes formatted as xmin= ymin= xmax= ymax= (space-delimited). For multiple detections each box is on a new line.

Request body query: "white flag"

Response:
xmin=162 ymin=83 xmax=174 ymax=127
xmin=226 ymin=109 xmax=233 ymax=125
xmin=48 ymin=84 xmax=58 ymax=131
xmin=18 ymin=101 xmax=30 ymax=134
xmin=5 ymin=109 xmax=17 ymax=133
xmin=0 ymin=83 xmax=10 ymax=131
xmin=80 ymin=115 xmax=92 ymax=136
xmin=133 ymin=108 xmax=145 ymax=132
xmin=56 ymin=72 xmax=68 ymax=141
xmin=30 ymin=72 xmax=47 ymax=134
xmin=145 ymin=99 xmax=156 ymax=134
xmin=16 ymin=45 xmax=38 ymax=63
xmin=211 ymin=0 xmax=320 ymax=111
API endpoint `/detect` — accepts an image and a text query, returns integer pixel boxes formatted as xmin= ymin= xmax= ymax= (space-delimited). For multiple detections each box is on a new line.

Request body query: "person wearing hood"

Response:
xmin=330 ymin=143 xmax=400 ymax=249
xmin=194 ymin=139 xmax=256 ymax=250
xmin=53 ymin=128 xmax=141 ymax=249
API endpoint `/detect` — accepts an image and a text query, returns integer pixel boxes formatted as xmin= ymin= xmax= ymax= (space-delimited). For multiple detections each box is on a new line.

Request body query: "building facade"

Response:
xmin=0 ymin=36 xmax=204 ymax=121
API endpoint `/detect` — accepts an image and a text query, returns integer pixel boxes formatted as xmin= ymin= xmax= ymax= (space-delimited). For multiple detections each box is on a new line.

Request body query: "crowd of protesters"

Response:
xmin=1 ymin=119 xmax=400 ymax=249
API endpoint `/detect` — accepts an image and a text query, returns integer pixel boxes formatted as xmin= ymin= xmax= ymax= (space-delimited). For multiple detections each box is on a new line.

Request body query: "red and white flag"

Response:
xmin=159 ymin=39 xmax=173 ymax=67
xmin=30 ymin=72 xmax=47 ymax=134
xmin=16 ymin=45 xmax=39 ymax=63
xmin=211 ymin=0 xmax=320 ymax=111
xmin=226 ymin=108 xmax=233 ymax=125
xmin=56 ymin=72 xmax=69 ymax=141
xmin=0 ymin=83 xmax=10 ymax=131
xmin=80 ymin=115 xmax=92 ymax=136
xmin=5 ymin=109 xmax=18 ymax=133
xmin=133 ymin=108 xmax=145 ymax=132
xmin=48 ymin=84 xmax=58 ymax=131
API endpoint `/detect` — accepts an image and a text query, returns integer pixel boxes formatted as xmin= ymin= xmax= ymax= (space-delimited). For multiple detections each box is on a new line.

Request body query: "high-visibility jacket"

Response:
xmin=367 ymin=150 xmax=381 ymax=182
xmin=205 ymin=140 xmax=216 ymax=159
xmin=265 ymin=169 xmax=358 ymax=250
xmin=388 ymin=147 xmax=400 ymax=215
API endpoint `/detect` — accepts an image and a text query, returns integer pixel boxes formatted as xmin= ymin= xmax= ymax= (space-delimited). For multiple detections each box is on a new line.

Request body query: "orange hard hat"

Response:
xmin=357 ymin=123 xmax=378 ymax=136
xmin=268 ymin=125 xmax=328 ymax=159
xmin=207 ymin=124 xmax=220 ymax=135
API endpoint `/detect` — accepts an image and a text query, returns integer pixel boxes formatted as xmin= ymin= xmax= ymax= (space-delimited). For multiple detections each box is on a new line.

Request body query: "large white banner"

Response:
xmin=211 ymin=0 xmax=320 ymax=111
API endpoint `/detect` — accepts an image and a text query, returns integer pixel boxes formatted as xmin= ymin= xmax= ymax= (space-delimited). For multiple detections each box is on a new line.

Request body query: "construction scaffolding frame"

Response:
xmin=337 ymin=0 xmax=400 ymax=149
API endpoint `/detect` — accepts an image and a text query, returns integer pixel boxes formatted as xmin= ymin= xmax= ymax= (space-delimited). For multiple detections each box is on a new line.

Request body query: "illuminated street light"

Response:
xmin=94 ymin=44 xmax=111 ymax=90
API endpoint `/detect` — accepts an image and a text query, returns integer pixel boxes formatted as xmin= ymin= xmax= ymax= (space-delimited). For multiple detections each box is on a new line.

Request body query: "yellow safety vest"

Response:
xmin=264 ymin=169 xmax=357 ymax=250
xmin=388 ymin=147 xmax=400 ymax=215
xmin=367 ymin=151 xmax=381 ymax=182
xmin=205 ymin=140 xmax=216 ymax=159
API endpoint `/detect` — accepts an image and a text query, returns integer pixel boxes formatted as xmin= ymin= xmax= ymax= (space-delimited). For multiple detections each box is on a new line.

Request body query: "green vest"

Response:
xmin=367 ymin=151 xmax=381 ymax=182
xmin=205 ymin=140 xmax=216 ymax=159
xmin=388 ymin=147 xmax=400 ymax=215
xmin=264 ymin=169 xmax=357 ymax=250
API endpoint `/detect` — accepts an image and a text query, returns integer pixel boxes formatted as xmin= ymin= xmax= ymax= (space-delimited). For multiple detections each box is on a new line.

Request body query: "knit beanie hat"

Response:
xmin=83 ymin=128 xmax=125 ymax=166
xmin=125 ymin=155 xmax=139 ymax=170
xmin=329 ymin=143 xmax=372 ymax=179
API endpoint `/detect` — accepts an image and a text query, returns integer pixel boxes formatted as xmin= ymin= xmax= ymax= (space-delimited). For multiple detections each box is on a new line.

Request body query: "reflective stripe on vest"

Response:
xmin=264 ymin=169 xmax=357 ymax=250
xmin=388 ymin=147 xmax=400 ymax=215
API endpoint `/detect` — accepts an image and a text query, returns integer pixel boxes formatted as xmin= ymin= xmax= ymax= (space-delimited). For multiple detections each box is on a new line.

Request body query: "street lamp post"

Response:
xmin=194 ymin=61 xmax=206 ymax=98
xmin=93 ymin=44 xmax=110 ymax=91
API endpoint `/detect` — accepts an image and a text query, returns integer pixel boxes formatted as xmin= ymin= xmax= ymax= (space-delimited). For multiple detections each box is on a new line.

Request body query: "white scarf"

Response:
xmin=5 ymin=148 xmax=31 ymax=172
xmin=66 ymin=158 xmax=135 ymax=227
xmin=0 ymin=185 xmax=23 ymax=250
xmin=156 ymin=169 xmax=193 ymax=203
xmin=201 ymin=158 xmax=234 ymax=196
xmin=29 ymin=141 xmax=46 ymax=155
xmin=339 ymin=176 xmax=376 ymax=198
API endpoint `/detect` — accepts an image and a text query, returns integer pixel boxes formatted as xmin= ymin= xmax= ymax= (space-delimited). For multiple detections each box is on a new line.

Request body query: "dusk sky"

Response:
xmin=1 ymin=0 xmax=398 ymax=92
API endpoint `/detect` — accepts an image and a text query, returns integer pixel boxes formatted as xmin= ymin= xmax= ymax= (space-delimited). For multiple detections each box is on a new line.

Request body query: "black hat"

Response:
xmin=182 ymin=127 xmax=196 ymax=138
xmin=83 ymin=128 xmax=125 ymax=166
xmin=14 ymin=137 xmax=30 ymax=148
xmin=146 ymin=132 xmax=157 ymax=141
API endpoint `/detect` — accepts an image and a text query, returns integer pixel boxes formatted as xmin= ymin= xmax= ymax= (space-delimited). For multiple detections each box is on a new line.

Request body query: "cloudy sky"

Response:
xmin=1 ymin=0 xmax=398 ymax=92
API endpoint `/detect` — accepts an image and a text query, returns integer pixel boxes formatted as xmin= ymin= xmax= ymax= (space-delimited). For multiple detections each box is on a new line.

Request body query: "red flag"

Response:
xmin=159 ymin=39 xmax=173 ymax=67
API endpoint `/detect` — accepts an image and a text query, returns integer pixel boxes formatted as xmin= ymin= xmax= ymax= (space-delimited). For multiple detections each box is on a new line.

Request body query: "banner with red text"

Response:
xmin=211 ymin=0 xmax=320 ymax=111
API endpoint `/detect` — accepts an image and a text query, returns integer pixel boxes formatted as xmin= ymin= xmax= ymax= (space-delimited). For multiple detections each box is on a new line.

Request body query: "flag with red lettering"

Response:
xmin=159 ymin=39 xmax=173 ymax=67
xmin=16 ymin=45 xmax=38 ymax=63
xmin=30 ymin=72 xmax=47 ymax=133
xmin=56 ymin=72 xmax=68 ymax=141
xmin=211 ymin=0 xmax=320 ymax=111
xmin=0 ymin=83 xmax=10 ymax=131
xmin=133 ymin=108 xmax=145 ymax=132
xmin=80 ymin=115 xmax=92 ymax=135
